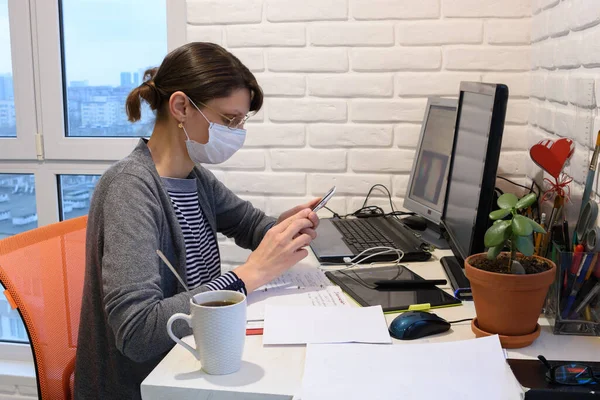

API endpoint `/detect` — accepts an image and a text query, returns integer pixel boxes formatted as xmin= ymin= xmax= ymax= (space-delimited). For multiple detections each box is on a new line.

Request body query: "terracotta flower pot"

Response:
xmin=464 ymin=253 xmax=556 ymax=346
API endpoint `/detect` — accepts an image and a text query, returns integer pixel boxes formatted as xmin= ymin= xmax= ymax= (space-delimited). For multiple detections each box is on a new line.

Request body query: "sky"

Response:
xmin=0 ymin=1 xmax=10 ymax=75
xmin=1 ymin=0 xmax=168 ymax=86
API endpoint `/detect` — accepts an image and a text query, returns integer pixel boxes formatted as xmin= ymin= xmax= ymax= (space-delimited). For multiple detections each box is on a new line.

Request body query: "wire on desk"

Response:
xmin=362 ymin=184 xmax=396 ymax=212
xmin=318 ymin=246 xmax=405 ymax=273
xmin=447 ymin=318 xmax=473 ymax=324
xmin=321 ymin=246 xmax=405 ymax=289
xmin=322 ymin=184 xmax=414 ymax=220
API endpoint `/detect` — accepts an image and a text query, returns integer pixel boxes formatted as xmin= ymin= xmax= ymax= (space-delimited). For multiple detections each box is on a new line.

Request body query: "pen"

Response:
xmin=561 ymin=254 xmax=594 ymax=318
xmin=534 ymin=213 xmax=546 ymax=255
xmin=542 ymin=195 xmax=564 ymax=257
xmin=562 ymin=219 xmax=570 ymax=252
xmin=564 ymin=244 xmax=584 ymax=296
xmin=374 ymin=279 xmax=447 ymax=289
xmin=534 ymin=213 xmax=546 ymax=256
xmin=573 ymin=282 xmax=600 ymax=315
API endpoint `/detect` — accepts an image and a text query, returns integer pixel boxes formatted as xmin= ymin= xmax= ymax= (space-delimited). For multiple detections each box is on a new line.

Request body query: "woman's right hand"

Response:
xmin=234 ymin=208 xmax=316 ymax=293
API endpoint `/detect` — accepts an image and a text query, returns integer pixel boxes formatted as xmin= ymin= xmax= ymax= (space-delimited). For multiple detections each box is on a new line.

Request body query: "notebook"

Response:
xmin=245 ymin=266 xmax=349 ymax=333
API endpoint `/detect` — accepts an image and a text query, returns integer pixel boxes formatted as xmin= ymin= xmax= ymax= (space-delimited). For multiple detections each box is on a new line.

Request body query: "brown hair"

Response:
xmin=125 ymin=42 xmax=263 ymax=122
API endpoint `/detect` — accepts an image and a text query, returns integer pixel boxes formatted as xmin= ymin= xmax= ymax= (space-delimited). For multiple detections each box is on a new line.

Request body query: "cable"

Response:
xmin=318 ymin=246 xmax=405 ymax=272
xmin=447 ymin=318 xmax=473 ymax=324
xmin=323 ymin=205 xmax=341 ymax=219
xmin=323 ymin=184 xmax=414 ymax=220
xmin=497 ymin=176 xmax=540 ymax=197
xmin=361 ymin=184 xmax=396 ymax=213
xmin=320 ymin=246 xmax=406 ymax=290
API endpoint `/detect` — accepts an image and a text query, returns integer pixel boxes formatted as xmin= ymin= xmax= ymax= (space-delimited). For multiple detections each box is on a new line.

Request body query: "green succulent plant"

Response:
xmin=484 ymin=192 xmax=546 ymax=272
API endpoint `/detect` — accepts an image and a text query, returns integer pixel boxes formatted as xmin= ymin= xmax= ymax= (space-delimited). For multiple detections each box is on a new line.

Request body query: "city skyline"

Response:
xmin=1 ymin=70 xmax=156 ymax=137
xmin=1 ymin=0 xmax=167 ymax=86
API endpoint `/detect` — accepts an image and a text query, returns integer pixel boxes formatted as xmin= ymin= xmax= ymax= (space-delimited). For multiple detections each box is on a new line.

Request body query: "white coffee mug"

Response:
xmin=167 ymin=290 xmax=247 ymax=375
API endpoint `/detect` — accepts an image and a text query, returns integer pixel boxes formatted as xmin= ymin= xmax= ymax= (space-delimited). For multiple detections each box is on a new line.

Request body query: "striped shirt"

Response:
xmin=161 ymin=177 xmax=246 ymax=294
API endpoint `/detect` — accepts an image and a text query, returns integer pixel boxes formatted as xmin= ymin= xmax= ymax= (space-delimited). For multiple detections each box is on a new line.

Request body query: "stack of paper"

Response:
xmin=263 ymin=305 xmax=391 ymax=345
xmin=299 ymin=335 xmax=524 ymax=400
xmin=246 ymin=267 xmax=349 ymax=328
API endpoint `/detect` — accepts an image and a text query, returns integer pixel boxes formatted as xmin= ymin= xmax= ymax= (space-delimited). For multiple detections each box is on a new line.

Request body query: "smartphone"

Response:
xmin=312 ymin=186 xmax=336 ymax=213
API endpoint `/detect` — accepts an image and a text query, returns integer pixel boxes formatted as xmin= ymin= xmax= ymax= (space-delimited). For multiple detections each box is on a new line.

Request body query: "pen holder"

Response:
xmin=544 ymin=245 xmax=600 ymax=336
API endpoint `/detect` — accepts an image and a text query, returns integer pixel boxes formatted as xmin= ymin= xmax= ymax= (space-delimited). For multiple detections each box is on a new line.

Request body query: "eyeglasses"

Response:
xmin=196 ymin=100 xmax=255 ymax=130
xmin=538 ymin=355 xmax=599 ymax=386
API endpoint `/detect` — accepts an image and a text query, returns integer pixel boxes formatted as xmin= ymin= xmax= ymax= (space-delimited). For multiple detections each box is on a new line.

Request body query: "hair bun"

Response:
xmin=143 ymin=67 xmax=159 ymax=82
xmin=126 ymin=76 xmax=163 ymax=122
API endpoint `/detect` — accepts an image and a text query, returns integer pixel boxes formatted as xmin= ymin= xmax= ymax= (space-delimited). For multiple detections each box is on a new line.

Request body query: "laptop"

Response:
xmin=310 ymin=97 xmax=458 ymax=264
xmin=310 ymin=216 xmax=432 ymax=263
xmin=402 ymin=97 xmax=458 ymax=249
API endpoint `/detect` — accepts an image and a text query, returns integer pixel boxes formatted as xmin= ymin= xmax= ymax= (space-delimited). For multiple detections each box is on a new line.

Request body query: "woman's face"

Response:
xmin=182 ymin=88 xmax=251 ymax=145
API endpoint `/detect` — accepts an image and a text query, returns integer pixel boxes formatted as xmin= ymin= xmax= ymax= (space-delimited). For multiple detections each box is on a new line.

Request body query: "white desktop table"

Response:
xmin=141 ymin=250 xmax=600 ymax=400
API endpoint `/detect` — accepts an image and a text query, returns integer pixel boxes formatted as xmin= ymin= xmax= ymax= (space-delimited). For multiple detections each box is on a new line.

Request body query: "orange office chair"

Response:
xmin=0 ymin=216 xmax=87 ymax=400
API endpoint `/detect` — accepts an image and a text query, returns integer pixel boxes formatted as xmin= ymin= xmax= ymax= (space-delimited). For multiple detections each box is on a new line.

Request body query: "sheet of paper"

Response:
xmin=247 ymin=286 xmax=349 ymax=322
xmin=301 ymin=335 xmax=524 ymax=400
xmin=256 ymin=268 xmax=332 ymax=291
xmin=263 ymin=305 xmax=391 ymax=345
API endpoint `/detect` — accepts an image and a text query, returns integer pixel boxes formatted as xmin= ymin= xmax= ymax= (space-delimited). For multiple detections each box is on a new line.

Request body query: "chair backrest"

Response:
xmin=0 ymin=216 xmax=87 ymax=400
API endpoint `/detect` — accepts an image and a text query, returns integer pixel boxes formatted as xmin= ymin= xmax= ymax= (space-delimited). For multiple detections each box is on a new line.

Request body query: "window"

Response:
xmin=0 ymin=283 xmax=28 ymax=343
xmin=60 ymin=0 xmax=167 ymax=138
xmin=0 ymin=0 xmax=16 ymax=138
xmin=0 ymin=0 xmax=184 ymax=350
xmin=58 ymin=174 xmax=100 ymax=221
xmin=0 ymin=174 xmax=37 ymax=240
xmin=0 ymin=173 xmax=36 ymax=343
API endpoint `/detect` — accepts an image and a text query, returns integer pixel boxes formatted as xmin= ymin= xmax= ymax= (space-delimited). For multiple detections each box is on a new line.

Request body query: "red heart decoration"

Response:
xmin=529 ymin=138 xmax=574 ymax=179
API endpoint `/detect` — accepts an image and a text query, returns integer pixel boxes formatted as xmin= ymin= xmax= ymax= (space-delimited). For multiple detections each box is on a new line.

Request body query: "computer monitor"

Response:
xmin=403 ymin=97 xmax=457 ymax=248
xmin=440 ymin=82 xmax=508 ymax=295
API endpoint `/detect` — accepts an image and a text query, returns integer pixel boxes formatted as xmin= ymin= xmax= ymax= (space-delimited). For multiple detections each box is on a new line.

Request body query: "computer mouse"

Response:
xmin=389 ymin=311 xmax=451 ymax=340
xmin=401 ymin=215 xmax=428 ymax=231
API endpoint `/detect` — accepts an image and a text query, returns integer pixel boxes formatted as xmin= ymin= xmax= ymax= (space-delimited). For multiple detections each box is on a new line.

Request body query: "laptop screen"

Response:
xmin=405 ymin=103 xmax=457 ymax=223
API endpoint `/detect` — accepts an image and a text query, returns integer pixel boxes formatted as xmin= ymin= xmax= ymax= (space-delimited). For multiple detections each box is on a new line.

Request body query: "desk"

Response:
xmin=141 ymin=250 xmax=600 ymax=400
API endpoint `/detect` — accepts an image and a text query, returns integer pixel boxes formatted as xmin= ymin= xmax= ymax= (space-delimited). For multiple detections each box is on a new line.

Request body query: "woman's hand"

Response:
xmin=276 ymin=198 xmax=321 ymax=240
xmin=234 ymin=208 xmax=318 ymax=293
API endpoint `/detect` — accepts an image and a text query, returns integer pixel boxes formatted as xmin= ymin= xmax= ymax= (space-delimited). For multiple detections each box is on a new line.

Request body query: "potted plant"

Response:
xmin=464 ymin=192 xmax=556 ymax=348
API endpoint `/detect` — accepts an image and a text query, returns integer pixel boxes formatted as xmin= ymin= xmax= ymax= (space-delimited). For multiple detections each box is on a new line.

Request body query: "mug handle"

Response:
xmin=166 ymin=313 xmax=200 ymax=360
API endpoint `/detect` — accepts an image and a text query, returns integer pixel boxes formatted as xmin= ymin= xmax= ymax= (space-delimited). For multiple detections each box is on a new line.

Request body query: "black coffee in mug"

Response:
xmin=198 ymin=300 xmax=238 ymax=307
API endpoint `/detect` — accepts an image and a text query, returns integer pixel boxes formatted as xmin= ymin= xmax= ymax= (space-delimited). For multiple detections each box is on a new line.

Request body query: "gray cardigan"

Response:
xmin=74 ymin=139 xmax=275 ymax=399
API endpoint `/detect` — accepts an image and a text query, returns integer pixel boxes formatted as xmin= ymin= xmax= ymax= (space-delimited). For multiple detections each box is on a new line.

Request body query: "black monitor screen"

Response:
xmin=408 ymin=105 xmax=456 ymax=211
xmin=444 ymin=92 xmax=495 ymax=259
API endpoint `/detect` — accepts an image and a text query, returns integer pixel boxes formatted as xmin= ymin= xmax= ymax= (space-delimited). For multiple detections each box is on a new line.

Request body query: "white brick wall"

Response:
xmin=529 ymin=0 xmax=600 ymax=218
xmin=185 ymin=0 xmax=532 ymax=264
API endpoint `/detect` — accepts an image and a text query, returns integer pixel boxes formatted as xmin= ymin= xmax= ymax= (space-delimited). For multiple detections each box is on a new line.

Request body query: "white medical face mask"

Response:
xmin=181 ymin=97 xmax=246 ymax=165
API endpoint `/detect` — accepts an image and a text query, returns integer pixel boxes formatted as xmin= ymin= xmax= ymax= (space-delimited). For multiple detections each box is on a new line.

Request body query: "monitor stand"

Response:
xmin=418 ymin=220 xmax=449 ymax=250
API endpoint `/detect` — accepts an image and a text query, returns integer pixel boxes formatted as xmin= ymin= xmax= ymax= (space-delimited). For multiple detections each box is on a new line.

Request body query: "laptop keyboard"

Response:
xmin=332 ymin=218 xmax=395 ymax=252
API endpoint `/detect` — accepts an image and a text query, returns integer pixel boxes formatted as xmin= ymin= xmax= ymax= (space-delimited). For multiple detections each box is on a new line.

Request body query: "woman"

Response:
xmin=74 ymin=42 xmax=319 ymax=399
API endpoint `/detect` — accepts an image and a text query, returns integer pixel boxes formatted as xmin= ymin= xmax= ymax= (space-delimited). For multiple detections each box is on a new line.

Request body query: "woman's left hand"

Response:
xmin=276 ymin=198 xmax=321 ymax=240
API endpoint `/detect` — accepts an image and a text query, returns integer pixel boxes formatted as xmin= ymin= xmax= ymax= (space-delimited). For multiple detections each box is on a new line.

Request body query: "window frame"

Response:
xmin=0 ymin=0 xmax=185 ymax=348
xmin=53 ymin=167 xmax=107 ymax=221
xmin=0 ymin=341 xmax=34 ymax=362
xmin=0 ymin=162 xmax=110 ymax=226
xmin=1 ymin=0 xmax=39 ymax=160
xmin=33 ymin=0 xmax=186 ymax=161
